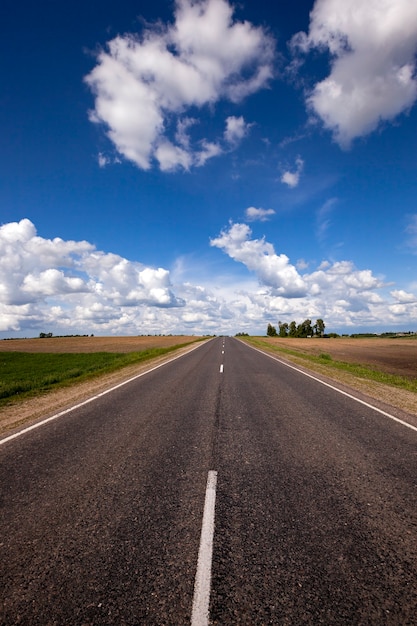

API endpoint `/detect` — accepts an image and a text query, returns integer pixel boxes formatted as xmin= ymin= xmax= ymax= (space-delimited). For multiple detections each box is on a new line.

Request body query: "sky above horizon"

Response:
xmin=1 ymin=0 xmax=417 ymax=337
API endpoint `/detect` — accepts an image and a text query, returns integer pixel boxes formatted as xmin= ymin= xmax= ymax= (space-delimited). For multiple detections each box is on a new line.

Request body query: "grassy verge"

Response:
xmin=242 ymin=337 xmax=417 ymax=393
xmin=0 ymin=341 xmax=202 ymax=407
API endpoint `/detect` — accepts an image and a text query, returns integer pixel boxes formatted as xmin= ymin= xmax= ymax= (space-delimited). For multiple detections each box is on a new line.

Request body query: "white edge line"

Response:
xmin=0 ymin=340 xmax=212 ymax=446
xmin=191 ymin=470 xmax=217 ymax=626
xmin=242 ymin=341 xmax=417 ymax=433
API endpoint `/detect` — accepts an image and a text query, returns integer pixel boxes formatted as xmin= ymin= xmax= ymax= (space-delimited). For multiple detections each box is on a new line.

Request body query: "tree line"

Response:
xmin=267 ymin=318 xmax=325 ymax=338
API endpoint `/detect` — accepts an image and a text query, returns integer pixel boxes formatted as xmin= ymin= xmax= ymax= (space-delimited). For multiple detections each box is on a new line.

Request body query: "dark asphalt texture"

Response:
xmin=1 ymin=337 xmax=416 ymax=625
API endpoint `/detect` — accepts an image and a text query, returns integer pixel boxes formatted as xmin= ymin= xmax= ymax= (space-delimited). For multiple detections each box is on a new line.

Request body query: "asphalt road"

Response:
xmin=1 ymin=337 xmax=416 ymax=625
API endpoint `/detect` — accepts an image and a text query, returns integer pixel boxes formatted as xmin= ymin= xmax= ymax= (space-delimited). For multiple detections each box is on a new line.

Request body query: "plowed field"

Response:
xmin=263 ymin=337 xmax=417 ymax=379
xmin=0 ymin=335 xmax=200 ymax=354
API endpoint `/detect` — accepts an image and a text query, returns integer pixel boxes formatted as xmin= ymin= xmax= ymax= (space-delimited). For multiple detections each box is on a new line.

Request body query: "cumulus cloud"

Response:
xmin=306 ymin=260 xmax=383 ymax=295
xmin=0 ymin=219 xmax=184 ymax=334
xmin=211 ymin=222 xmax=307 ymax=296
xmin=387 ymin=286 xmax=417 ymax=319
xmin=224 ymin=115 xmax=251 ymax=145
xmin=155 ymin=140 xmax=193 ymax=172
xmin=245 ymin=207 xmax=275 ymax=222
xmin=390 ymin=289 xmax=417 ymax=303
xmin=280 ymin=156 xmax=304 ymax=188
xmin=1 ymin=219 xmax=416 ymax=337
xmin=292 ymin=0 xmax=417 ymax=147
xmin=195 ymin=140 xmax=223 ymax=167
xmin=208 ymin=221 xmax=405 ymax=332
xmin=210 ymin=222 xmax=386 ymax=302
xmin=85 ymin=0 xmax=274 ymax=171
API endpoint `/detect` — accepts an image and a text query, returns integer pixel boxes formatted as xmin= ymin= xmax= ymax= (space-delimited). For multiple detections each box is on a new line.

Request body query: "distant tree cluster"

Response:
xmin=235 ymin=332 xmax=249 ymax=337
xmin=350 ymin=331 xmax=417 ymax=338
xmin=267 ymin=319 xmax=326 ymax=338
xmin=39 ymin=333 xmax=94 ymax=338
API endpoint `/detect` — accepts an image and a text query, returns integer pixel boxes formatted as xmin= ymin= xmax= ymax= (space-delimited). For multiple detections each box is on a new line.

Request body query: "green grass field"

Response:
xmin=0 ymin=344 xmax=192 ymax=406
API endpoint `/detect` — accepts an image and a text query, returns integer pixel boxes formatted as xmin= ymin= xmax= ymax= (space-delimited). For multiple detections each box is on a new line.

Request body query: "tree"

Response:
xmin=279 ymin=321 xmax=289 ymax=337
xmin=313 ymin=318 xmax=325 ymax=337
xmin=267 ymin=323 xmax=277 ymax=337
xmin=297 ymin=319 xmax=313 ymax=338
xmin=289 ymin=321 xmax=297 ymax=337
xmin=275 ymin=318 xmax=327 ymax=338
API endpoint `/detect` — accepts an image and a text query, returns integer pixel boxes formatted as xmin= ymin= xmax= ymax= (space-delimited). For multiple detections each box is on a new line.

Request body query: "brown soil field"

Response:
xmin=263 ymin=337 xmax=417 ymax=380
xmin=0 ymin=335 xmax=200 ymax=353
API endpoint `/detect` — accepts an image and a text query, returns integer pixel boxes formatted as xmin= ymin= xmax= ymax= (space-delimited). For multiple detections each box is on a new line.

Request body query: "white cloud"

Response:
xmin=0 ymin=219 xmax=184 ymax=334
xmin=1 ymin=219 xmax=417 ymax=337
xmin=85 ymin=0 xmax=274 ymax=171
xmin=224 ymin=115 xmax=251 ymax=145
xmin=98 ymin=153 xmax=121 ymax=168
xmin=210 ymin=223 xmax=387 ymax=304
xmin=281 ymin=171 xmax=298 ymax=188
xmin=292 ymin=0 xmax=417 ymax=147
xmin=211 ymin=222 xmax=307 ymax=296
xmin=306 ymin=260 xmax=383 ymax=294
xmin=208 ymin=222 xmax=410 ymax=332
xmin=22 ymin=269 xmax=88 ymax=298
xmin=390 ymin=289 xmax=417 ymax=304
xmin=155 ymin=140 xmax=193 ymax=172
xmin=98 ymin=153 xmax=110 ymax=168
xmin=195 ymin=140 xmax=223 ymax=166
xmin=175 ymin=117 xmax=197 ymax=149
xmin=280 ymin=156 xmax=304 ymax=188
xmin=245 ymin=207 xmax=276 ymax=222
xmin=296 ymin=259 xmax=309 ymax=271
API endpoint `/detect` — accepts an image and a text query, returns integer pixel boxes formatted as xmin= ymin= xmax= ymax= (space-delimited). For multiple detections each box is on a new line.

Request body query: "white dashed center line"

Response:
xmin=219 ymin=364 xmax=224 ymax=373
xmin=191 ymin=470 xmax=218 ymax=626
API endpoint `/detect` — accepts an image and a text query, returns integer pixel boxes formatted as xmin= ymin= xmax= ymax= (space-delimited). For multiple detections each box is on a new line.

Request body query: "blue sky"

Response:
xmin=1 ymin=0 xmax=417 ymax=336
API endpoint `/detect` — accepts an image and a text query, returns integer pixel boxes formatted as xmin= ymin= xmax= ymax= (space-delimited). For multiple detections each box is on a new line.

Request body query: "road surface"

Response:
xmin=1 ymin=337 xmax=416 ymax=624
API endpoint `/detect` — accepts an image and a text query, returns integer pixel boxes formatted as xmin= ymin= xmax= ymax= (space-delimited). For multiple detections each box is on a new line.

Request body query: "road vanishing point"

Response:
xmin=1 ymin=337 xmax=416 ymax=625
